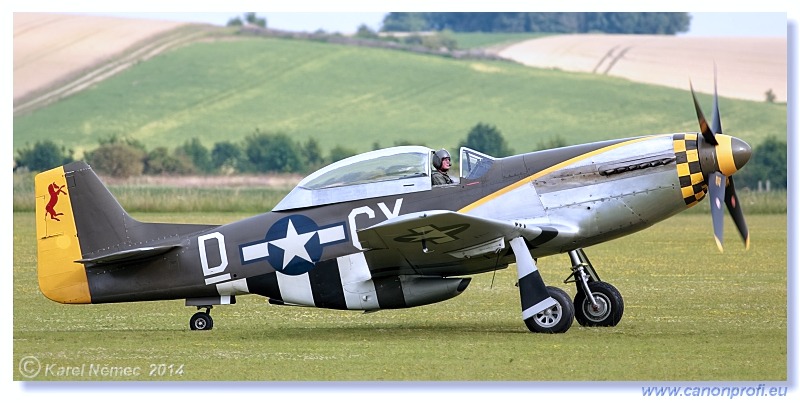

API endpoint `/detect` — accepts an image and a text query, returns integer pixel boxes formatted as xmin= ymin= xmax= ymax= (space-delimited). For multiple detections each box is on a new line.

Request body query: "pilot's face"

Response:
xmin=441 ymin=157 xmax=451 ymax=171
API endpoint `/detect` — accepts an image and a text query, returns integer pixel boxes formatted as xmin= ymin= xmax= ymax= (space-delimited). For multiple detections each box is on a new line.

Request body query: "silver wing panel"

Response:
xmin=355 ymin=210 xmax=557 ymax=276
xmin=357 ymin=210 xmax=541 ymax=251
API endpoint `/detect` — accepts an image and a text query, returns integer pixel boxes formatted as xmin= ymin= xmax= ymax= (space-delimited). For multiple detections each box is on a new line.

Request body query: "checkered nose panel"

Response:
xmin=673 ymin=133 xmax=707 ymax=207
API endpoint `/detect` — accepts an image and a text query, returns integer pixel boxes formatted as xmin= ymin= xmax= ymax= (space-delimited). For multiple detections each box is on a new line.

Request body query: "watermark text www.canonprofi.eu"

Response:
xmin=642 ymin=384 xmax=788 ymax=399
xmin=18 ymin=356 xmax=185 ymax=379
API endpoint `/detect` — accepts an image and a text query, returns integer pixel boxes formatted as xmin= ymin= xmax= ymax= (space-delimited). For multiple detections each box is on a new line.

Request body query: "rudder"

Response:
xmin=35 ymin=163 xmax=91 ymax=303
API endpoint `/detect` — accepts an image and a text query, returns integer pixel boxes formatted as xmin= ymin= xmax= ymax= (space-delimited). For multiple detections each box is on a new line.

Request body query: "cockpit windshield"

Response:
xmin=273 ymin=146 xmax=433 ymax=211
xmin=459 ymin=147 xmax=495 ymax=180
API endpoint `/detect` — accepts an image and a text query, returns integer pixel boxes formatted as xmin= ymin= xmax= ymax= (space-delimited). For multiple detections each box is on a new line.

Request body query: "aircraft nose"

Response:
xmin=730 ymin=137 xmax=752 ymax=171
xmin=716 ymin=135 xmax=752 ymax=176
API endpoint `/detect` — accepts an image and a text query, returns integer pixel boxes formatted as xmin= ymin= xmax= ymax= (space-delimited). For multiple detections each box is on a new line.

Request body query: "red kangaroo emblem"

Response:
xmin=46 ymin=182 xmax=67 ymax=221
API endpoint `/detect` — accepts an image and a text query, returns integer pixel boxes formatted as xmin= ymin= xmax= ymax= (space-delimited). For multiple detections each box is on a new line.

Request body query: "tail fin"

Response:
xmin=35 ymin=162 xmax=215 ymax=304
xmin=35 ymin=162 xmax=92 ymax=303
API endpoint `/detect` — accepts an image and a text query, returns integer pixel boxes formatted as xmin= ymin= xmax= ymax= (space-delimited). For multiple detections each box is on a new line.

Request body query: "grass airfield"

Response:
xmin=12 ymin=16 xmax=790 ymax=388
xmin=13 ymin=212 xmax=786 ymax=381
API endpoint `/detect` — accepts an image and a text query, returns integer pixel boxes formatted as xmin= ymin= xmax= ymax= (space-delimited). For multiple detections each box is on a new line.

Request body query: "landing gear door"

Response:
xmin=337 ymin=253 xmax=380 ymax=311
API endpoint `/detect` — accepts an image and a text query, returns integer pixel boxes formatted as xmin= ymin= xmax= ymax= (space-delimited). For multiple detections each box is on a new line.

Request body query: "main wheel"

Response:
xmin=190 ymin=312 xmax=214 ymax=331
xmin=524 ymin=286 xmax=574 ymax=333
xmin=574 ymin=281 xmax=624 ymax=327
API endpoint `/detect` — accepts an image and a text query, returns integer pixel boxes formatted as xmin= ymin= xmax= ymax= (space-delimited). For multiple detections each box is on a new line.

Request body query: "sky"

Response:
xmin=68 ymin=11 xmax=788 ymax=37
xmin=6 ymin=0 xmax=796 ymax=36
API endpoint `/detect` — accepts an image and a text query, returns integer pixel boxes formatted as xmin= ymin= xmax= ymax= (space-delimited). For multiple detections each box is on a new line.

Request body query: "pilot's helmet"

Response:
xmin=433 ymin=149 xmax=451 ymax=170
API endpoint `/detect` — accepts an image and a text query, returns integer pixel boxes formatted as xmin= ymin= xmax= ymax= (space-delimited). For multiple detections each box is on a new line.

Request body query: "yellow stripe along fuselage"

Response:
xmin=458 ymin=135 xmax=671 ymax=214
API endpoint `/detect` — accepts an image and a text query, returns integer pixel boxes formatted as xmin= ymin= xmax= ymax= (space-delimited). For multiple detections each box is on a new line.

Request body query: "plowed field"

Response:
xmin=497 ymin=34 xmax=786 ymax=102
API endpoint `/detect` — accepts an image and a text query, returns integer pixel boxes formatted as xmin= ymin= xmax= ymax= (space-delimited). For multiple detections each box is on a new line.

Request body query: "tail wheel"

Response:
xmin=574 ymin=281 xmax=624 ymax=327
xmin=190 ymin=312 xmax=214 ymax=331
xmin=524 ymin=286 xmax=574 ymax=333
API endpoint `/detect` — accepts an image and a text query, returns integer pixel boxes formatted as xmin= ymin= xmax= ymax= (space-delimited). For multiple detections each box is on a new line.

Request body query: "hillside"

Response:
xmin=12 ymin=13 xmax=221 ymax=116
xmin=495 ymin=34 xmax=786 ymax=103
xmin=12 ymin=14 xmax=787 ymax=159
xmin=14 ymin=14 xmax=187 ymax=104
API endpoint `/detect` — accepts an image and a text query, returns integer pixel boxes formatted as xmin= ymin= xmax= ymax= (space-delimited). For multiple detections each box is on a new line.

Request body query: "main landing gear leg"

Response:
xmin=565 ymin=249 xmax=624 ymax=327
xmin=189 ymin=306 xmax=214 ymax=331
xmin=510 ymin=237 xmax=574 ymax=333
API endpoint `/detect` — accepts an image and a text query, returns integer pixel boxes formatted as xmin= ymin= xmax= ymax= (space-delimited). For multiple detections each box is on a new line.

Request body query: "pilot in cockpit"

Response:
xmin=431 ymin=149 xmax=455 ymax=185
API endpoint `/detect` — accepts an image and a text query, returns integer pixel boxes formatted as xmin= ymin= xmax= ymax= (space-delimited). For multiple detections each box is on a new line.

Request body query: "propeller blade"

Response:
xmin=690 ymin=82 xmax=718 ymax=145
xmin=693 ymin=71 xmax=749 ymax=252
xmin=711 ymin=71 xmax=722 ymax=135
xmin=709 ymin=172 xmax=726 ymax=252
xmin=724 ymin=176 xmax=750 ymax=249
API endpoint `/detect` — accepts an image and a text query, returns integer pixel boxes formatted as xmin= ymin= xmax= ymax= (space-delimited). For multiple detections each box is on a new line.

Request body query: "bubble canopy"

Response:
xmin=273 ymin=146 xmax=434 ymax=211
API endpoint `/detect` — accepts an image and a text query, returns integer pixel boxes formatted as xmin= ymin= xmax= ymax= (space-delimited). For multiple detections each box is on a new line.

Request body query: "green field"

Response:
xmin=13 ymin=36 xmax=786 ymax=159
xmin=13 ymin=211 xmax=786 ymax=381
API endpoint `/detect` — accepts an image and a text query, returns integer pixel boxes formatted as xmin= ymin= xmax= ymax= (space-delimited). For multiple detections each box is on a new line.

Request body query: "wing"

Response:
xmin=356 ymin=210 xmax=551 ymax=275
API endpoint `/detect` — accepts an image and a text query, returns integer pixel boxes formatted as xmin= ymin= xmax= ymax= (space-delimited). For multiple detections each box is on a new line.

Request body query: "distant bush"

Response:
xmin=176 ymin=138 xmax=213 ymax=173
xmin=737 ymin=136 xmax=787 ymax=190
xmin=355 ymin=24 xmax=380 ymax=39
xmin=14 ymin=140 xmax=73 ymax=172
xmin=765 ymin=89 xmax=776 ymax=103
xmin=458 ymin=122 xmax=513 ymax=157
xmin=329 ymin=145 xmax=357 ymax=162
xmin=211 ymin=141 xmax=243 ymax=173
xmin=228 ymin=12 xmax=266 ymax=28
xmin=243 ymin=130 xmax=306 ymax=173
xmin=145 ymin=147 xmax=195 ymax=175
xmin=302 ymin=138 xmax=326 ymax=169
xmin=85 ymin=142 xmax=146 ymax=178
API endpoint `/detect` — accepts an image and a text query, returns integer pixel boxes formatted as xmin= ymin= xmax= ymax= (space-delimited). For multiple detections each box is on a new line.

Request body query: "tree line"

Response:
xmin=14 ymin=131 xmax=352 ymax=178
xmin=14 ymin=126 xmax=786 ymax=191
xmin=13 ymin=124 xmax=515 ymax=178
xmin=381 ymin=12 xmax=691 ymax=35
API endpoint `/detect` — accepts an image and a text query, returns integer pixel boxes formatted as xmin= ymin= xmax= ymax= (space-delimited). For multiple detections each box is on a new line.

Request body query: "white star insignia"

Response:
xmin=269 ymin=219 xmax=316 ymax=269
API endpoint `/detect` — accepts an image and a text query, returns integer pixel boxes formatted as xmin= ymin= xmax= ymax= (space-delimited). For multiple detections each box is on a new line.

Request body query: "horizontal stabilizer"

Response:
xmin=75 ymin=244 xmax=181 ymax=266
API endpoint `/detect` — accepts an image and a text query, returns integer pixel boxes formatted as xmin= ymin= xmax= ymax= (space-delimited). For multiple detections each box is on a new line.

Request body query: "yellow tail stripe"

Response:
xmin=35 ymin=166 xmax=91 ymax=304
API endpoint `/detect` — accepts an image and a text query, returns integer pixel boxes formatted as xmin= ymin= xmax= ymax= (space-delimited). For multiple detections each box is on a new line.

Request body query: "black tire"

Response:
xmin=524 ymin=286 xmax=574 ymax=333
xmin=574 ymin=281 xmax=624 ymax=327
xmin=190 ymin=312 xmax=214 ymax=331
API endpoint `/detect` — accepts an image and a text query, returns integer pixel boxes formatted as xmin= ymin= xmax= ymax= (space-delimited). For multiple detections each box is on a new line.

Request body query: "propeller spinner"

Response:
xmin=690 ymin=77 xmax=752 ymax=251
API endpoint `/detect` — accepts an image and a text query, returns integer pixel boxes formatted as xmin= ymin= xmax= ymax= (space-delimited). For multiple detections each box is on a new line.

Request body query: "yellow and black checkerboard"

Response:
xmin=673 ymin=133 xmax=707 ymax=207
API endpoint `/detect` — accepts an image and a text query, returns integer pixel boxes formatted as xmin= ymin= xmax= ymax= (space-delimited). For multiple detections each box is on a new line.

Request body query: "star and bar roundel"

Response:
xmin=239 ymin=215 xmax=348 ymax=275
